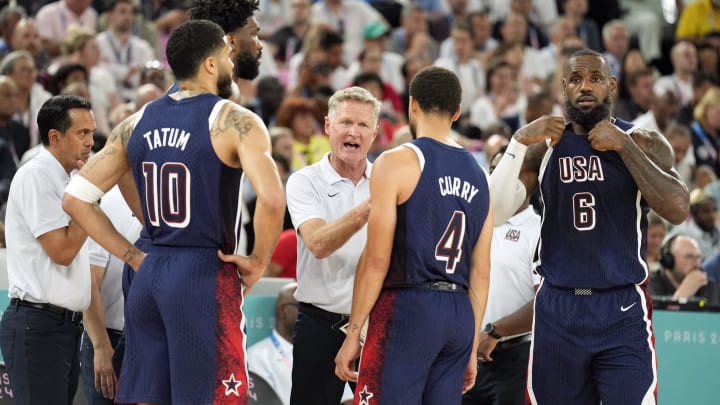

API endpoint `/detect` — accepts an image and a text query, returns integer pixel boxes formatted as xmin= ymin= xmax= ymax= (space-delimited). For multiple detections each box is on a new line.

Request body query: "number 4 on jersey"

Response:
xmin=435 ymin=211 xmax=466 ymax=274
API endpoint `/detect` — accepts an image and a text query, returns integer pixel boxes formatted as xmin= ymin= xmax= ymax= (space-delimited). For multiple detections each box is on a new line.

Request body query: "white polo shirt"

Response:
xmin=87 ymin=187 xmax=142 ymax=331
xmin=5 ymin=148 xmax=90 ymax=312
xmin=286 ymin=153 xmax=371 ymax=314
xmin=482 ymin=206 xmax=541 ymax=334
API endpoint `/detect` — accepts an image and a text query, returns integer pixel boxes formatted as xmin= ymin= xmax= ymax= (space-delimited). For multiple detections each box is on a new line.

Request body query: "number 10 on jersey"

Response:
xmin=143 ymin=161 xmax=191 ymax=228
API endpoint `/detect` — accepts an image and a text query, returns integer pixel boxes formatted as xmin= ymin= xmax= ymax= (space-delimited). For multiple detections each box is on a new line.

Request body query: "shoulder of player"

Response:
xmin=212 ymin=102 xmax=267 ymax=139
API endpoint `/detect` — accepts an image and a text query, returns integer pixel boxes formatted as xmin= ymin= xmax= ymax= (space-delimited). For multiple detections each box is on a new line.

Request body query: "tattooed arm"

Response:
xmin=63 ymin=114 xmax=146 ymax=270
xmin=213 ymin=104 xmax=285 ymax=289
xmin=587 ymin=121 xmax=690 ymax=224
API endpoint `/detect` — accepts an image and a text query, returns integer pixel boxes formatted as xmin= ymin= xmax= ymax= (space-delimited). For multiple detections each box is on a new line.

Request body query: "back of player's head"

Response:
xmin=166 ymin=20 xmax=226 ymax=81
xmin=409 ymin=66 xmax=461 ymax=117
xmin=189 ymin=0 xmax=259 ymax=34
xmin=37 ymin=94 xmax=92 ymax=146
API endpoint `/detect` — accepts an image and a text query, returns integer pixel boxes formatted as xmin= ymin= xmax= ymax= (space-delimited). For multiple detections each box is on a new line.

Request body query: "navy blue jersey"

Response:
xmin=384 ymin=138 xmax=490 ymax=289
xmin=537 ymin=118 xmax=650 ymax=288
xmin=127 ymin=94 xmax=243 ymax=252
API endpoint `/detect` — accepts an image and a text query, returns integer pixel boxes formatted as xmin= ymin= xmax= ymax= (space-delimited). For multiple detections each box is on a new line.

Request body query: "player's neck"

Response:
xmin=414 ymin=117 xmax=461 ymax=147
xmin=174 ymin=81 xmax=214 ymax=99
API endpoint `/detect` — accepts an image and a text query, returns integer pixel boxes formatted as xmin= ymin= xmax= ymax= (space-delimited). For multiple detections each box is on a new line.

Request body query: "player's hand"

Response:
xmin=476 ymin=332 xmax=497 ymax=363
xmin=514 ymin=115 xmax=565 ymax=147
xmin=217 ymin=250 xmax=265 ymax=289
xmin=93 ymin=346 xmax=118 ymax=399
xmin=463 ymin=353 xmax=478 ymax=393
xmin=335 ymin=336 xmax=361 ymax=382
xmin=587 ymin=120 xmax=628 ymax=152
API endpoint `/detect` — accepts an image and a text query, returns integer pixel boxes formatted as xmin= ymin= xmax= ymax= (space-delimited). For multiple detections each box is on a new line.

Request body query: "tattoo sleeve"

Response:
xmin=211 ymin=104 xmax=255 ymax=141
xmin=619 ymin=131 xmax=689 ymax=224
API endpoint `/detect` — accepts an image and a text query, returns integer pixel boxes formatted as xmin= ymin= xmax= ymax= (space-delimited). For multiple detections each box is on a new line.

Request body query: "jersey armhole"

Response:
xmin=208 ymin=99 xmax=233 ymax=132
xmin=402 ymin=143 xmax=425 ymax=171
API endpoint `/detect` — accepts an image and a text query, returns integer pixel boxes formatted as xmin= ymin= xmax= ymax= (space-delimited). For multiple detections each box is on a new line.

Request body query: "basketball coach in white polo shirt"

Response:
xmin=0 ymin=94 xmax=95 ymax=404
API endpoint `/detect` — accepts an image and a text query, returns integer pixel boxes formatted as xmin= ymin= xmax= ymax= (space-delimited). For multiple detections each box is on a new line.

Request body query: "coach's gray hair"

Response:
xmin=0 ymin=50 xmax=33 ymax=75
xmin=327 ymin=86 xmax=382 ymax=127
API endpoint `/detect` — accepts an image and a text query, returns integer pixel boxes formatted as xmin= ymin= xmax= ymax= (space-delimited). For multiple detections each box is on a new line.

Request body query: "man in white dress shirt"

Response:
xmin=0 ymin=94 xmax=95 ymax=405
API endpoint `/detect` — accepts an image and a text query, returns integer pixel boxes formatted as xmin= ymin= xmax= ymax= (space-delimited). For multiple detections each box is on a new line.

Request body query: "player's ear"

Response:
xmin=451 ymin=106 xmax=461 ymax=123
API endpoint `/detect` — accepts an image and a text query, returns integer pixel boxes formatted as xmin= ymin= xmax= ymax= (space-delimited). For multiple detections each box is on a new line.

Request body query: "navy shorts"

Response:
xmin=528 ymin=281 xmax=657 ymax=405
xmin=117 ymin=247 xmax=249 ymax=404
xmin=356 ymin=288 xmax=474 ymax=405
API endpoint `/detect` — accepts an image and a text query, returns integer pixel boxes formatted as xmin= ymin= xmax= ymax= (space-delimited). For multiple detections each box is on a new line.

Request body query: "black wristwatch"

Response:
xmin=483 ymin=323 xmax=502 ymax=339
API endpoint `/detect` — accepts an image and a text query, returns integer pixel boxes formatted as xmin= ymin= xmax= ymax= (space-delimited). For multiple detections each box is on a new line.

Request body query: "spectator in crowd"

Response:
xmin=601 ymin=19 xmax=629 ymax=80
xmin=248 ymin=76 xmax=285 ymax=127
xmin=632 ymin=89 xmax=681 ymax=136
xmin=269 ymin=0 xmax=312 ymax=69
xmin=388 ymin=4 xmax=438 ymax=62
xmin=676 ymin=0 xmax=720 ymax=44
xmin=650 ymin=234 xmax=719 ymax=304
xmin=654 ymin=41 xmax=698 ymax=108
xmin=248 ymin=282 xmax=299 ymax=405
xmin=677 ymin=71 xmax=716 ymax=126
xmin=689 ymin=86 xmax=720 ymax=175
xmin=275 ymin=96 xmax=329 ymax=170
xmin=256 ymin=0 xmax=291 ymax=40
xmin=46 ymin=63 xmax=88 ymax=96
xmin=665 ymin=123 xmax=696 ymax=189
xmin=35 ymin=0 xmax=98 ymax=57
xmin=0 ymin=76 xmax=25 ymax=208
xmin=310 ymin=0 xmax=384 ymax=66
xmin=10 ymin=18 xmax=49 ymax=73
xmin=614 ymin=68 xmax=654 ymax=122
xmin=435 ymin=17 xmax=486 ymax=116
xmin=0 ymin=4 xmax=26 ymax=57
xmin=559 ymin=0 xmax=601 ymax=51
xmin=470 ymin=60 xmax=525 ymax=134
xmin=0 ymin=50 xmax=52 ymax=149
xmin=697 ymin=41 xmax=719 ymax=79
xmin=493 ymin=0 xmax=549 ymax=50
xmin=668 ymin=188 xmax=720 ymax=259
xmin=96 ymin=0 xmax=156 ymax=102
xmin=138 ymin=60 xmax=167 ymax=91
xmin=646 ymin=211 xmax=668 ymax=273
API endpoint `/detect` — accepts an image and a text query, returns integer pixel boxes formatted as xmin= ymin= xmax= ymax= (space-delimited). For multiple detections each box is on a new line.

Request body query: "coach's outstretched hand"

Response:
xmin=217 ymin=250 xmax=265 ymax=290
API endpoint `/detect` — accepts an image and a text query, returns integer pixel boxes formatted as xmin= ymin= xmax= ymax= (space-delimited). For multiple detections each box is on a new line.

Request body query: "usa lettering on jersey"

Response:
xmin=438 ymin=176 xmax=480 ymax=203
xmin=558 ymin=156 xmax=605 ymax=183
xmin=142 ymin=127 xmax=191 ymax=151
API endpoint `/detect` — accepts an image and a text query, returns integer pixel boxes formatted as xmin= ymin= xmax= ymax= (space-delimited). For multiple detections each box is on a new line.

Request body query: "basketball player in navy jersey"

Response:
xmin=62 ymin=20 xmax=285 ymax=404
xmin=490 ymin=49 xmax=690 ymax=404
xmin=335 ymin=66 xmax=494 ymax=404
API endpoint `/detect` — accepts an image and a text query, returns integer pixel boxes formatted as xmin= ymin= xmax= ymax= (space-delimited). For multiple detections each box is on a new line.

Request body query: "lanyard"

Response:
xmin=693 ymin=121 xmax=717 ymax=162
xmin=106 ymin=32 xmax=132 ymax=65
xmin=270 ymin=333 xmax=293 ymax=370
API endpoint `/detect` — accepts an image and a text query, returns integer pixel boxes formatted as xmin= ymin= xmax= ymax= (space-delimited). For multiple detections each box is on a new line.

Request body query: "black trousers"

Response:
xmin=290 ymin=305 xmax=355 ymax=405
xmin=0 ymin=303 xmax=83 ymax=405
xmin=462 ymin=341 xmax=531 ymax=405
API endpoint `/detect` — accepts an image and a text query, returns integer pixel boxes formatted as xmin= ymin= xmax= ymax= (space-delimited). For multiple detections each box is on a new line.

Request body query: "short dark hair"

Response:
xmin=105 ymin=0 xmax=134 ymax=12
xmin=566 ymin=48 xmax=610 ymax=76
xmin=409 ymin=66 xmax=461 ymax=117
xmin=47 ymin=63 xmax=88 ymax=95
xmin=166 ymin=20 xmax=226 ymax=81
xmin=37 ymin=95 xmax=92 ymax=146
xmin=352 ymin=72 xmax=384 ymax=90
xmin=189 ymin=0 xmax=259 ymax=34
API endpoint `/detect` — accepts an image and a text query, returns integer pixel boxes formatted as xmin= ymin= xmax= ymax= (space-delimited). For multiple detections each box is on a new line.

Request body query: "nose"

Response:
xmin=256 ymin=39 xmax=263 ymax=51
xmin=579 ymin=78 xmax=593 ymax=92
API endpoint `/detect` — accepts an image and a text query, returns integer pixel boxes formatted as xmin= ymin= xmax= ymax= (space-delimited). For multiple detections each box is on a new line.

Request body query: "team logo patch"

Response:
xmin=222 ymin=373 xmax=242 ymax=396
xmin=359 ymin=385 xmax=374 ymax=405
xmin=505 ymin=228 xmax=521 ymax=242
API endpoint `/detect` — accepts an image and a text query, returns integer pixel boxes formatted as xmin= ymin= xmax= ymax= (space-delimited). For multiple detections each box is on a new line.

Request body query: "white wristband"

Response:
xmin=65 ymin=175 xmax=106 ymax=203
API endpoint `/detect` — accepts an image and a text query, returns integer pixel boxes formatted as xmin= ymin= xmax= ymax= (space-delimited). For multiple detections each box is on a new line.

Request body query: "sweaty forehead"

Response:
xmin=565 ymin=55 xmax=609 ymax=76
